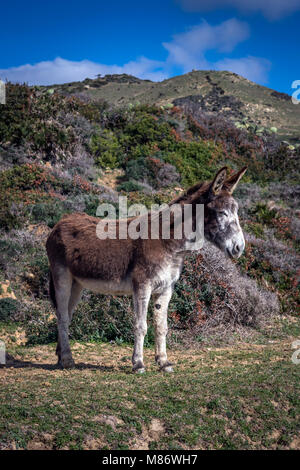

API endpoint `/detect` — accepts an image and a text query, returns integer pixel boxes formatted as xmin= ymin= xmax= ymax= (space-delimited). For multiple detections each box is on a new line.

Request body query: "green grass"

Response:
xmin=0 ymin=339 xmax=299 ymax=450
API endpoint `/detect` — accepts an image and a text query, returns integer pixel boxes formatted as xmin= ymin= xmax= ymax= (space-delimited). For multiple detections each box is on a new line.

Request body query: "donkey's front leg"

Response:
xmin=153 ymin=287 xmax=173 ymax=372
xmin=132 ymin=284 xmax=151 ymax=373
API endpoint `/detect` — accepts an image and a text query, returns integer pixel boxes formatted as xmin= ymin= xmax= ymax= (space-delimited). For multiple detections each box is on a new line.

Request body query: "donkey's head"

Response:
xmin=203 ymin=166 xmax=247 ymax=258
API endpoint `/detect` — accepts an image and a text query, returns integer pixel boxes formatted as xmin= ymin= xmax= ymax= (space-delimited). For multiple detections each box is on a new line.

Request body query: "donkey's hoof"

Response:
xmin=132 ymin=359 xmax=146 ymax=374
xmin=60 ymin=357 xmax=75 ymax=369
xmin=133 ymin=366 xmax=146 ymax=374
xmin=160 ymin=362 xmax=174 ymax=373
xmin=132 ymin=364 xmax=146 ymax=374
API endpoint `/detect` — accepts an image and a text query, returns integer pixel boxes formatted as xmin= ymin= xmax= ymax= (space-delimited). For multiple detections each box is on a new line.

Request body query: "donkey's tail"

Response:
xmin=49 ymin=270 xmax=57 ymax=309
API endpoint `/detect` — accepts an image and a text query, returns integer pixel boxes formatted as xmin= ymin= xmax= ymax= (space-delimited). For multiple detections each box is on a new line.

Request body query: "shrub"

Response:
xmin=0 ymin=164 xmax=51 ymax=192
xmin=0 ymin=298 xmax=19 ymax=321
xmin=169 ymin=242 xmax=279 ymax=333
xmin=0 ymin=240 xmax=21 ymax=270
xmin=23 ymin=293 xmax=135 ymax=346
xmin=25 ymin=308 xmax=58 ymax=346
xmin=124 ymin=157 xmax=155 ymax=184
xmin=90 ymin=130 xmax=122 ymax=169
xmin=157 ymin=162 xmax=180 ymax=187
xmin=117 ymin=180 xmax=144 ymax=192
xmin=30 ymin=201 xmax=70 ymax=228
xmin=0 ymin=84 xmax=79 ymax=162
xmin=70 ymin=293 xmax=155 ymax=345
xmin=123 ymin=114 xmax=173 ymax=148
xmin=251 ymin=203 xmax=277 ymax=225
xmin=164 ymin=141 xmax=221 ymax=186
xmin=0 ymin=201 xmax=26 ymax=231
xmin=123 ymin=156 xmax=180 ymax=189
xmin=24 ymin=254 xmax=50 ymax=299
xmin=237 ymin=234 xmax=299 ymax=315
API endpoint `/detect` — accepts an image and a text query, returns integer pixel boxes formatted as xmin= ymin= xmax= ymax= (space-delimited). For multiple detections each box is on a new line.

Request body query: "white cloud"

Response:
xmin=161 ymin=18 xmax=270 ymax=83
xmin=178 ymin=0 xmax=300 ymax=20
xmin=163 ymin=18 xmax=249 ymax=71
xmin=0 ymin=19 xmax=271 ymax=86
xmin=215 ymin=56 xmax=271 ymax=82
xmin=0 ymin=56 xmax=167 ymax=86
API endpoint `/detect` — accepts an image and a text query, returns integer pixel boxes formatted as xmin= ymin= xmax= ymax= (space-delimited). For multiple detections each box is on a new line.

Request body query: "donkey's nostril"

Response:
xmin=234 ymin=241 xmax=245 ymax=255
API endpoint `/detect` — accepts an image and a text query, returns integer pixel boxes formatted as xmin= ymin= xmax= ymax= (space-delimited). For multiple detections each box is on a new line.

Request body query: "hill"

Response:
xmin=46 ymin=70 xmax=300 ymax=142
xmin=0 ymin=80 xmax=299 ymax=347
xmin=0 ymin=77 xmax=299 ymax=450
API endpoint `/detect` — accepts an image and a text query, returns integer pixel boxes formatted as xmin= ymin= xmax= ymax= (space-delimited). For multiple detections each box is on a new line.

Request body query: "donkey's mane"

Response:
xmin=169 ymin=180 xmax=210 ymax=205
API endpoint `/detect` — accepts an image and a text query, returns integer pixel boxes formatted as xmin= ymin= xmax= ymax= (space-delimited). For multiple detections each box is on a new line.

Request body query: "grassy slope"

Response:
xmin=1 ymin=336 xmax=300 ymax=450
xmin=49 ymin=70 xmax=300 ymax=141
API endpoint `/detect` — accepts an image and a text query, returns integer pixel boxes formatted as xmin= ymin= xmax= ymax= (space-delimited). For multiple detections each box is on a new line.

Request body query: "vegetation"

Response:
xmin=46 ymin=70 xmax=300 ymax=142
xmin=0 ymin=76 xmax=299 ymax=450
xmin=0 ymin=81 xmax=299 ymax=347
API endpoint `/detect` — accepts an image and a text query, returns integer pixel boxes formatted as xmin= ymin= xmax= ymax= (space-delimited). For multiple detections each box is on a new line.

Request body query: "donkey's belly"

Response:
xmin=74 ymin=277 xmax=133 ymax=295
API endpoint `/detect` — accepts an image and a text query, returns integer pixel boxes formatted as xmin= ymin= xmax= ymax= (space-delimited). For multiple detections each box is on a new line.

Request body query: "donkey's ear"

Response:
xmin=210 ymin=167 xmax=228 ymax=195
xmin=224 ymin=166 xmax=247 ymax=194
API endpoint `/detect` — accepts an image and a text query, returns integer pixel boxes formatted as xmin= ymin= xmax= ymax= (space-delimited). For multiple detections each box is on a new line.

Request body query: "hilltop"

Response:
xmin=46 ymin=70 xmax=300 ymax=142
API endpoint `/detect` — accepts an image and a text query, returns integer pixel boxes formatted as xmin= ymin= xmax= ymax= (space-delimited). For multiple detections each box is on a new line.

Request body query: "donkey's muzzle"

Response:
xmin=230 ymin=239 xmax=245 ymax=258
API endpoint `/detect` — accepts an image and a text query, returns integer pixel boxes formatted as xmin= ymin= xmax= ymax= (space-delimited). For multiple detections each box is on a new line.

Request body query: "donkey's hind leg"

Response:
xmin=56 ymin=280 xmax=82 ymax=366
xmin=53 ymin=266 xmax=75 ymax=369
xmin=68 ymin=280 xmax=83 ymax=322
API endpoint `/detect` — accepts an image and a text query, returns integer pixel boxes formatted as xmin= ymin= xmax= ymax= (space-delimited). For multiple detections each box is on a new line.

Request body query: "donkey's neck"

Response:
xmin=160 ymin=191 xmax=207 ymax=255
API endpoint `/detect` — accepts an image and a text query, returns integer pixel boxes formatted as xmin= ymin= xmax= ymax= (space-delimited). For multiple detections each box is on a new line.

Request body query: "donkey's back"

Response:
xmin=46 ymin=212 xmax=135 ymax=281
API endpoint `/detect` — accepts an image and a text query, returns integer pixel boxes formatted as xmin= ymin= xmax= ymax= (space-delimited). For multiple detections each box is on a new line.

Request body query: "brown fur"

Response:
xmin=46 ymin=166 xmax=247 ymax=372
xmin=46 ymin=212 xmax=184 ymax=284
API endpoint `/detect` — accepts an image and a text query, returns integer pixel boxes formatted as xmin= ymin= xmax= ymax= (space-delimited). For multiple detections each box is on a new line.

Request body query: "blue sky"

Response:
xmin=0 ymin=0 xmax=299 ymax=93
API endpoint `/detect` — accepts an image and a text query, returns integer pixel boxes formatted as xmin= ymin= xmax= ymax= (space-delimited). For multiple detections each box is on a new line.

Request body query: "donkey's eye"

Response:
xmin=218 ymin=211 xmax=228 ymax=217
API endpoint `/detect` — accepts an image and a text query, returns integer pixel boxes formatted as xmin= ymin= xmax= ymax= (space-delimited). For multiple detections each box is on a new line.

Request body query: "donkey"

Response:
xmin=46 ymin=166 xmax=247 ymax=372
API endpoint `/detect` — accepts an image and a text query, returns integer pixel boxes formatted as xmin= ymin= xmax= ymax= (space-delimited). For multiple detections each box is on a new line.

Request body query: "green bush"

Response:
xmin=251 ymin=203 xmax=277 ymax=225
xmin=0 ymin=164 xmax=50 ymax=192
xmin=71 ymin=294 xmax=135 ymax=343
xmin=0 ymin=83 xmax=77 ymax=156
xmin=124 ymin=157 xmax=155 ymax=184
xmin=164 ymin=141 xmax=221 ymax=186
xmin=123 ymin=114 xmax=173 ymax=148
xmin=23 ymin=292 xmax=156 ymax=346
xmin=0 ymin=201 xmax=26 ymax=231
xmin=25 ymin=315 xmax=57 ymax=346
xmin=117 ymin=180 xmax=144 ymax=192
xmin=24 ymin=254 xmax=50 ymax=299
xmin=30 ymin=201 xmax=69 ymax=228
xmin=0 ymin=240 xmax=21 ymax=270
xmin=90 ymin=129 xmax=122 ymax=168
xmin=24 ymin=294 xmax=136 ymax=346
xmin=0 ymin=298 xmax=19 ymax=321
